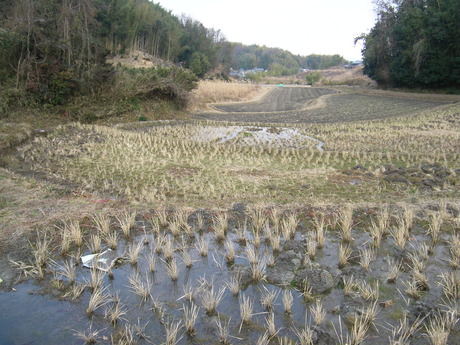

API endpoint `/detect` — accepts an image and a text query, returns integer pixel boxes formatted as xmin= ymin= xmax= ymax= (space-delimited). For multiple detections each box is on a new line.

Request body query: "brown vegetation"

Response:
xmin=190 ymin=80 xmax=267 ymax=110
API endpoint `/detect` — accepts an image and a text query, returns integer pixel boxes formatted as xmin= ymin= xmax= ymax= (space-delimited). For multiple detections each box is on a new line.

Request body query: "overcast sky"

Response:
xmin=157 ymin=0 xmax=377 ymax=61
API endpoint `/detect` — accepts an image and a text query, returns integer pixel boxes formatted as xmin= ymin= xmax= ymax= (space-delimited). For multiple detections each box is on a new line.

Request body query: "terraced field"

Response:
xmin=1 ymin=85 xmax=460 ymax=345
xmin=212 ymin=87 xmax=337 ymax=113
xmin=195 ymin=87 xmax=451 ymax=123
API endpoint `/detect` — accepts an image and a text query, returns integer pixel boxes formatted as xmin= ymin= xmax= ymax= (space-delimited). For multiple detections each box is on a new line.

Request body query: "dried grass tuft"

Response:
xmin=338 ymin=243 xmax=352 ymax=268
xmin=438 ymin=271 xmax=460 ymax=301
xmin=282 ymin=289 xmax=294 ymax=315
xmin=182 ymin=303 xmax=199 ymax=335
xmin=126 ymin=241 xmax=143 ymax=265
xmin=196 ymin=237 xmax=209 ymax=257
xmin=239 ymin=294 xmax=255 ymax=330
xmin=128 ymin=271 xmax=152 ymax=302
xmin=164 ymin=318 xmax=183 ymax=345
xmin=216 ymin=315 xmax=232 ymax=344
xmin=260 ymin=286 xmax=279 ymax=310
xmin=226 ymin=273 xmax=241 ymax=296
xmin=338 ymin=204 xmax=354 ymax=243
xmin=73 ymin=324 xmax=103 ymax=344
xmin=166 ymin=257 xmax=179 ymax=281
xmin=86 ymin=286 xmax=111 ymax=315
xmin=116 ymin=211 xmax=136 ymax=237
xmin=310 ymin=299 xmax=326 ymax=326
xmin=201 ymin=284 xmax=225 ymax=315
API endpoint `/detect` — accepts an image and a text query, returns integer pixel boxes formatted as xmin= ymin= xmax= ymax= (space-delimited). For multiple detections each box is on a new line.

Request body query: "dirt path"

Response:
xmin=193 ymin=87 xmax=454 ymax=124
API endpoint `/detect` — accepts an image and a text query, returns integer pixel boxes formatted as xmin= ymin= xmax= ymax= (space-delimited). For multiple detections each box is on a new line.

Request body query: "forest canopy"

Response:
xmin=360 ymin=0 xmax=460 ymax=89
xmin=230 ymin=44 xmax=345 ymax=75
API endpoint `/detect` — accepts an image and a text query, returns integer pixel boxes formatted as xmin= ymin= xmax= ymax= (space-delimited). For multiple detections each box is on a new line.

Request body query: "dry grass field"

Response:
xmin=194 ymin=87 xmax=454 ymax=123
xmin=8 ymin=100 xmax=460 ymax=208
xmin=259 ymin=66 xmax=377 ymax=88
xmin=190 ymin=80 xmax=267 ymax=111
xmin=1 ymin=84 xmax=460 ymax=345
xmin=316 ymin=66 xmax=377 ymax=88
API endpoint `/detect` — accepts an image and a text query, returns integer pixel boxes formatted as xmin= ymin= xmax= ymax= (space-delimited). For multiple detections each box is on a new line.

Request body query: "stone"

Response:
xmin=238 ymin=266 xmax=253 ymax=287
xmin=352 ymin=164 xmax=367 ymax=171
xmin=291 ymin=258 xmax=301 ymax=266
xmin=276 ymin=249 xmax=303 ymax=268
xmin=384 ymin=173 xmax=409 ymax=184
xmin=313 ymin=328 xmax=336 ymax=345
xmin=295 ymin=268 xmax=335 ymax=294
xmin=344 ymin=311 xmax=359 ymax=329
xmin=266 ymin=268 xmax=295 ymax=285
xmin=283 ymin=240 xmax=306 ymax=253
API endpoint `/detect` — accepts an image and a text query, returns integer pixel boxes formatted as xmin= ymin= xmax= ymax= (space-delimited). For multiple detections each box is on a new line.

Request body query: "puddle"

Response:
xmin=1 ymin=230 xmax=312 ymax=344
xmin=189 ymin=125 xmax=325 ymax=150
xmin=0 ymin=282 xmax=88 ymax=345
xmin=1 ymin=208 xmax=458 ymax=344
xmin=116 ymin=122 xmax=326 ymax=150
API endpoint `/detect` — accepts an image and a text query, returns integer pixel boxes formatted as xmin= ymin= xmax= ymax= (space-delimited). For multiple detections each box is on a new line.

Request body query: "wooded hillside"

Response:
xmin=361 ymin=0 xmax=459 ymax=89
xmin=0 ymin=0 xmax=347 ymax=117
xmin=231 ymin=44 xmax=345 ymax=76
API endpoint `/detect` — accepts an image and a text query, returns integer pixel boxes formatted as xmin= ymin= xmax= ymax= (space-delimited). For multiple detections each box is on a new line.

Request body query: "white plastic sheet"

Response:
xmin=81 ymin=249 xmax=120 ymax=272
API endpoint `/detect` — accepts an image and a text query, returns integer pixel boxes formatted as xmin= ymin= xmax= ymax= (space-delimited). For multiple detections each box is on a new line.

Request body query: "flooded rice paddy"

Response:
xmin=2 ymin=205 xmax=460 ymax=344
xmin=188 ymin=125 xmax=324 ymax=150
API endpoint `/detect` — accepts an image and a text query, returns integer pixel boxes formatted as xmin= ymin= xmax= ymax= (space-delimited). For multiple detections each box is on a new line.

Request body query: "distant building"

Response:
xmin=229 ymin=68 xmax=266 ymax=78
xmin=229 ymin=68 xmax=245 ymax=77
xmin=344 ymin=60 xmax=363 ymax=69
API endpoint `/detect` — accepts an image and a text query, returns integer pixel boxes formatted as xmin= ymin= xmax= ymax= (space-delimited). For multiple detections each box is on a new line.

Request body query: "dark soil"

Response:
xmin=213 ymin=87 xmax=337 ymax=113
xmin=382 ymin=163 xmax=460 ymax=191
xmin=193 ymin=88 xmax=450 ymax=123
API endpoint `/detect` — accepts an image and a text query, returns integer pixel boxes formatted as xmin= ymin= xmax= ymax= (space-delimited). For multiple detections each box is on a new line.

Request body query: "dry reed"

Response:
xmin=201 ymin=284 xmax=226 ymax=315
xmin=191 ymin=80 xmax=262 ymax=110
xmin=182 ymin=303 xmax=199 ymax=335
xmin=282 ymin=289 xmax=294 ymax=315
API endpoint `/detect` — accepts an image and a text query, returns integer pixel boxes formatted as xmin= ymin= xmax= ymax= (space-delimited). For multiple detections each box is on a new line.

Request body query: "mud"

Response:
xmin=189 ymin=125 xmax=325 ymax=150
xmin=1 ymin=205 xmax=459 ymax=344
xmin=382 ymin=163 xmax=460 ymax=191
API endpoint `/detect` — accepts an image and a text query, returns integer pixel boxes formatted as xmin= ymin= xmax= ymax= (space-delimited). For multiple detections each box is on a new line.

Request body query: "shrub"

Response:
xmin=245 ymin=72 xmax=263 ymax=83
xmin=189 ymin=52 xmax=210 ymax=78
xmin=306 ymin=71 xmax=322 ymax=85
xmin=0 ymin=82 xmax=38 ymax=118
xmin=114 ymin=66 xmax=198 ymax=109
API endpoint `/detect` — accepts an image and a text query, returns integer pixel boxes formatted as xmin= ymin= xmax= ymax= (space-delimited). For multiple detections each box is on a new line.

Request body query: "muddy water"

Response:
xmin=0 ymin=231 xmax=309 ymax=344
xmin=1 ymin=210 xmax=459 ymax=345
xmin=115 ymin=122 xmax=326 ymax=150
xmin=190 ymin=125 xmax=325 ymax=150
xmin=0 ymin=282 xmax=88 ymax=344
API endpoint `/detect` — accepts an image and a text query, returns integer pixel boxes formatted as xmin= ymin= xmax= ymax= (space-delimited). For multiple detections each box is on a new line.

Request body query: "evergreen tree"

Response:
xmin=189 ymin=52 xmax=210 ymax=78
xmin=362 ymin=0 xmax=460 ymax=88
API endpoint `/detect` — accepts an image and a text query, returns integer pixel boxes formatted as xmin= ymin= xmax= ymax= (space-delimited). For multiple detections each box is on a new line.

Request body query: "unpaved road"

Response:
xmin=193 ymin=86 xmax=452 ymax=123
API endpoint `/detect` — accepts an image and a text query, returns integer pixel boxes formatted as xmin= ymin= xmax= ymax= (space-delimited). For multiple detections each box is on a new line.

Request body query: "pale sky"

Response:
xmin=158 ymin=0 xmax=377 ymax=61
